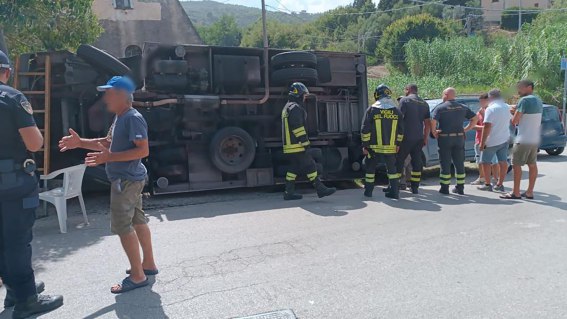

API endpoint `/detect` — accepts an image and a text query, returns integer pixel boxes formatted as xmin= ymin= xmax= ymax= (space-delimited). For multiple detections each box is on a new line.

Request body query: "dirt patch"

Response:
xmin=367 ymin=65 xmax=389 ymax=79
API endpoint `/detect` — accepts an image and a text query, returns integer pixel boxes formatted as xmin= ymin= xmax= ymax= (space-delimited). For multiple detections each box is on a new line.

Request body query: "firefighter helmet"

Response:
xmin=374 ymin=84 xmax=392 ymax=101
xmin=289 ymin=82 xmax=309 ymax=98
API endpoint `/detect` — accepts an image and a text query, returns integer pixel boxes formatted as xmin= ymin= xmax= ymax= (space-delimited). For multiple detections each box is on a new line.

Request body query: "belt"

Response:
xmin=0 ymin=159 xmax=36 ymax=174
xmin=438 ymin=132 xmax=464 ymax=137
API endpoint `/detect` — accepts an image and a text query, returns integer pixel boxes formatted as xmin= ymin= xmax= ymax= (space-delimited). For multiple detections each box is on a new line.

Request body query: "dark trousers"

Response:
xmin=438 ymin=136 xmax=466 ymax=186
xmin=0 ymin=172 xmax=39 ymax=302
xmin=396 ymin=139 xmax=424 ymax=184
xmin=285 ymin=151 xmax=318 ymax=182
xmin=365 ymin=151 xmax=399 ymax=184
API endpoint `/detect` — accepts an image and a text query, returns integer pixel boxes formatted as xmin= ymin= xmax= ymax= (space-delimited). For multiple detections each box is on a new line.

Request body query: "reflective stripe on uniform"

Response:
xmin=292 ymin=126 xmax=307 ymax=137
xmin=369 ymin=145 xmax=397 ymax=153
xmin=307 ymin=171 xmax=318 ymax=181
xmin=390 ymin=119 xmax=398 ymax=146
xmin=365 ymin=173 xmax=375 ymax=183
xmin=283 ymin=144 xmax=305 ymax=154
xmin=397 ymin=134 xmax=404 ymax=142
xmin=440 ymin=173 xmax=451 ymax=185
xmin=410 ymin=171 xmax=421 ymax=182
xmin=375 ymin=118 xmax=382 ymax=147
xmin=300 ymin=141 xmax=310 ymax=147
xmin=387 ymin=173 xmax=401 ymax=179
xmin=361 ymin=133 xmax=371 ymax=142
xmin=286 ymin=172 xmax=297 ymax=181
xmin=456 ymin=173 xmax=466 ymax=184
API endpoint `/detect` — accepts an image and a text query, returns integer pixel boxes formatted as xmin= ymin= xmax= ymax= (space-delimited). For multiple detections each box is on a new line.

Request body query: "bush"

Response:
xmin=376 ymin=13 xmax=454 ymax=71
xmin=501 ymin=7 xmax=541 ymax=31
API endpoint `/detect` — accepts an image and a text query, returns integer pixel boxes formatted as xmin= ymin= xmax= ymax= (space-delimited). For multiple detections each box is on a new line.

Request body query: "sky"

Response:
xmin=187 ymin=0 xmax=354 ymax=13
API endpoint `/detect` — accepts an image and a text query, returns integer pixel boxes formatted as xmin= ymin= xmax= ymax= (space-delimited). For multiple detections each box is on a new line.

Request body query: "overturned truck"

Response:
xmin=15 ymin=43 xmax=368 ymax=194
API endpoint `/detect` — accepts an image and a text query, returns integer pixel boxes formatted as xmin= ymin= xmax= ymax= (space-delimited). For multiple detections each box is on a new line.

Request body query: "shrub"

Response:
xmin=501 ymin=7 xmax=541 ymax=31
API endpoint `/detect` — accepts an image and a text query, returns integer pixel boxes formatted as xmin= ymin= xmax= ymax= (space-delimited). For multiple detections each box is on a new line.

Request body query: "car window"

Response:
xmin=427 ymin=99 xmax=442 ymax=112
xmin=542 ymin=107 xmax=560 ymax=122
xmin=462 ymin=101 xmax=480 ymax=113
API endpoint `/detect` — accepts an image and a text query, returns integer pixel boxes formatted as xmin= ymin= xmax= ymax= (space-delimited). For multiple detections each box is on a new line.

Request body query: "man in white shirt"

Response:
xmin=478 ymin=89 xmax=511 ymax=192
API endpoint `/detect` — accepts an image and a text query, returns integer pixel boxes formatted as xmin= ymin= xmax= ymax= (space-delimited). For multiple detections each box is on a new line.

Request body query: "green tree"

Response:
xmin=198 ymin=15 xmax=242 ymax=46
xmin=0 ymin=0 xmax=102 ymax=56
xmin=377 ymin=13 xmax=454 ymax=70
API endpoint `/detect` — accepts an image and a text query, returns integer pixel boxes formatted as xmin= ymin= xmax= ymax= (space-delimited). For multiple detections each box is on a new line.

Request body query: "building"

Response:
xmin=92 ymin=0 xmax=202 ymax=58
xmin=482 ymin=0 xmax=551 ymax=23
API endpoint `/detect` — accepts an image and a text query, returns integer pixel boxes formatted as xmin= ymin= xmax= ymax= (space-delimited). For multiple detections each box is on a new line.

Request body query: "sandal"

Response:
xmin=521 ymin=192 xmax=534 ymax=200
xmin=111 ymin=277 xmax=149 ymax=294
xmin=125 ymin=268 xmax=159 ymax=276
xmin=500 ymin=193 xmax=522 ymax=200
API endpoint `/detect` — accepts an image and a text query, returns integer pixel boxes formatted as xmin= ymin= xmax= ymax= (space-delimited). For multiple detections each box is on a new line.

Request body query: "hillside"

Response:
xmin=180 ymin=0 xmax=319 ymax=27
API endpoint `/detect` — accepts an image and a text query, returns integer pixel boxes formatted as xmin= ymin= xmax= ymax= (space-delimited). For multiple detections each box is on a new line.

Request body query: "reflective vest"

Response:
xmin=361 ymin=99 xmax=404 ymax=154
xmin=282 ymin=101 xmax=310 ymax=154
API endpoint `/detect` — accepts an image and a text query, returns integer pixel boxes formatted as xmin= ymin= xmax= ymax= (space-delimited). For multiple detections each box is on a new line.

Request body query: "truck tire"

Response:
xmin=272 ymin=68 xmax=318 ymax=86
xmin=272 ymin=51 xmax=317 ymax=70
xmin=210 ymin=127 xmax=256 ymax=174
xmin=77 ymin=44 xmax=131 ymax=76
xmin=545 ymin=147 xmax=564 ymax=156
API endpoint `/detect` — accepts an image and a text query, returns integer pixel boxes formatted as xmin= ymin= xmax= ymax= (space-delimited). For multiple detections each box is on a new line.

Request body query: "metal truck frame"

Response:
xmin=15 ymin=43 xmax=368 ymax=194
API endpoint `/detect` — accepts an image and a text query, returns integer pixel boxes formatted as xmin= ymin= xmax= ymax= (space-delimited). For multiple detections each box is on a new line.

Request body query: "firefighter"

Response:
xmin=281 ymin=82 xmax=336 ymax=200
xmin=0 ymin=50 xmax=63 ymax=318
xmin=361 ymin=84 xmax=404 ymax=199
xmin=431 ymin=88 xmax=478 ymax=195
xmin=395 ymin=84 xmax=431 ymax=194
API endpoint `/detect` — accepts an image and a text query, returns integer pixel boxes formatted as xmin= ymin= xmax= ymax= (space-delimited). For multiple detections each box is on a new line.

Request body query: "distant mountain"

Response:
xmin=180 ymin=0 xmax=319 ymax=28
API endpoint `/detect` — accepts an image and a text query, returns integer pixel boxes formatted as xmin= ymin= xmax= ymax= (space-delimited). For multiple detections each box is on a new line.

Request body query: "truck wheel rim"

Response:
xmin=219 ymin=135 xmax=246 ymax=165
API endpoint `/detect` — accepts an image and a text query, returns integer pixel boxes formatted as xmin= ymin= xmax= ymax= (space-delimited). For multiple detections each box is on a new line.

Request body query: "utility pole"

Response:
xmin=518 ymin=0 xmax=522 ymax=31
xmin=562 ymin=54 xmax=567 ymax=134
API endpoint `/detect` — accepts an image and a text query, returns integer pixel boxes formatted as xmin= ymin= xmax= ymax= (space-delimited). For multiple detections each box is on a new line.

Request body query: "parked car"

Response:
xmin=540 ymin=104 xmax=566 ymax=155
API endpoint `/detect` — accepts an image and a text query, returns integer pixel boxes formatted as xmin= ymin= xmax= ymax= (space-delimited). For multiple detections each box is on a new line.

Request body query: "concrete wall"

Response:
xmin=482 ymin=0 xmax=551 ymax=23
xmin=92 ymin=0 xmax=202 ymax=57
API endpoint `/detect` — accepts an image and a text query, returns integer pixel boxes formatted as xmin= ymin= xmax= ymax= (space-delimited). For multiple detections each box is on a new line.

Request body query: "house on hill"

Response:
xmin=92 ymin=0 xmax=202 ymax=58
xmin=481 ymin=0 xmax=551 ymax=24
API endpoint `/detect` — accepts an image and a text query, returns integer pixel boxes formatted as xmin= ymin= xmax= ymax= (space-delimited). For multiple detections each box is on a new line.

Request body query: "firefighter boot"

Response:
xmin=410 ymin=181 xmax=419 ymax=195
xmin=439 ymin=184 xmax=450 ymax=195
xmin=313 ymin=178 xmax=336 ymax=198
xmin=364 ymin=182 xmax=374 ymax=198
xmin=385 ymin=179 xmax=400 ymax=199
xmin=283 ymin=181 xmax=303 ymax=200
xmin=452 ymin=184 xmax=465 ymax=195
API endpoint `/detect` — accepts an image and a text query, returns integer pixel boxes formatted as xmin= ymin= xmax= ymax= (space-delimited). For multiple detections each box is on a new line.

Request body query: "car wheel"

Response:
xmin=77 ymin=44 xmax=131 ymax=76
xmin=271 ymin=68 xmax=318 ymax=86
xmin=545 ymin=147 xmax=564 ymax=156
xmin=210 ymin=127 xmax=256 ymax=174
xmin=271 ymin=51 xmax=317 ymax=70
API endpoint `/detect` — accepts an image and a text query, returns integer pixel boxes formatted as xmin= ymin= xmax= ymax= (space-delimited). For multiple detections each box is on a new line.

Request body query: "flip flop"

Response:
xmin=521 ymin=192 xmax=534 ymax=200
xmin=125 ymin=268 xmax=159 ymax=276
xmin=500 ymin=193 xmax=522 ymax=200
xmin=111 ymin=277 xmax=149 ymax=294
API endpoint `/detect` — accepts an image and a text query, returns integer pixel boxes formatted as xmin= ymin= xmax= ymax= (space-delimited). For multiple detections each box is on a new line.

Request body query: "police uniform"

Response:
xmin=432 ymin=100 xmax=476 ymax=194
xmin=282 ymin=82 xmax=335 ymax=200
xmin=0 ymin=80 xmax=40 ymax=305
xmin=361 ymin=90 xmax=404 ymax=199
xmin=396 ymin=93 xmax=431 ymax=194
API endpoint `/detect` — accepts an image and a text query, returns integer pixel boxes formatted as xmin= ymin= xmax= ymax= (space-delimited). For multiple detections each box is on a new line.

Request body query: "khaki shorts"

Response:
xmin=110 ymin=179 xmax=147 ymax=235
xmin=512 ymin=143 xmax=538 ymax=166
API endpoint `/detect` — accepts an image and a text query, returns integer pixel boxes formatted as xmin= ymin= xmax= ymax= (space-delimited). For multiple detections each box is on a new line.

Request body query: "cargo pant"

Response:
xmin=438 ymin=135 xmax=466 ymax=188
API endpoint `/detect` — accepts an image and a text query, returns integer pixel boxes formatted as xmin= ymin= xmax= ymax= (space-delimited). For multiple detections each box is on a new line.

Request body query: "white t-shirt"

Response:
xmin=515 ymin=95 xmax=543 ymax=145
xmin=483 ymin=100 xmax=511 ymax=147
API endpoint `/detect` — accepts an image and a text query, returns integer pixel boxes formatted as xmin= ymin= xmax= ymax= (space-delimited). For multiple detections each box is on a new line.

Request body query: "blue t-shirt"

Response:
xmin=105 ymin=108 xmax=148 ymax=181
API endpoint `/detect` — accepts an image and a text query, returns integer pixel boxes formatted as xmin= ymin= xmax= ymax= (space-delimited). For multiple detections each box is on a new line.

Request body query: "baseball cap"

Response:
xmin=97 ymin=76 xmax=136 ymax=94
xmin=0 ymin=50 xmax=10 ymax=69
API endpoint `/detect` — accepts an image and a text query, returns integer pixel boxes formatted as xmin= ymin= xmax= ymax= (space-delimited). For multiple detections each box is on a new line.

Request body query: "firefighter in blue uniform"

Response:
xmin=281 ymin=82 xmax=336 ymax=200
xmin=431 ymin=88 xmax=478 ymax=195
xmin=0 ymin=50 xmax=63 ymax=319
xmin=361 ymin=84 xmax=404 ymax=199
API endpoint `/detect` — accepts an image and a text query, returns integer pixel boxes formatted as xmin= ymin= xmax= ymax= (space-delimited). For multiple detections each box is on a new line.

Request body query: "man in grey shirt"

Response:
xmin=59 ymin=76 xmax=158 ymax=294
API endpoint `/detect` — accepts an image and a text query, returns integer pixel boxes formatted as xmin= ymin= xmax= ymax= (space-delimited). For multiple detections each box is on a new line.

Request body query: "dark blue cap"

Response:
xmin=0 ymin=50 xmax=10 ymax=69
xmin=97 ymin=76 xmax=136 ymax=94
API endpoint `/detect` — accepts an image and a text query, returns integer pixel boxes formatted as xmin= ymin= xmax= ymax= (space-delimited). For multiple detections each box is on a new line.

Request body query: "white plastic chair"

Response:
xmin=39 ymin=164 xmax=88 ymax=233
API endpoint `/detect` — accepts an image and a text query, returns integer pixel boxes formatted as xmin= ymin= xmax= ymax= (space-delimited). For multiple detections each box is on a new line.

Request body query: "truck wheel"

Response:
xmin=272 ymin=68 xmax=318 ymax=86
xmin=545 ymin=147 xmax=564 ymax=156
xmin=210 ymin=127 xmax=256 ymax=174
xmin=271 ymin=51 xmax=317 ymax=70
xmin=77 ymin=44 xmax=131 ymax=76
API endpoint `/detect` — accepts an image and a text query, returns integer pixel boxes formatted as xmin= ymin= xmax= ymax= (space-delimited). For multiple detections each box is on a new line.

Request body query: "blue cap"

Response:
xmin=97 ymin=76 xmax=136 ymax=94
xmin=0 ymin=50 xmax=10 ymax=69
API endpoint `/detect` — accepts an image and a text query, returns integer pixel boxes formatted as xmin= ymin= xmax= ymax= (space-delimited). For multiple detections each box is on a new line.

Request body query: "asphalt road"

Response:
xmin=1 ymin=153 xmax=566 ymax=319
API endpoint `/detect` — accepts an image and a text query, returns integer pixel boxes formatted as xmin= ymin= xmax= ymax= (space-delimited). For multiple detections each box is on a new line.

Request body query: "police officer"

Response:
xmin=281 ymin=82 xmax=336 ymax=200
xmin=0 ymin=50 xmax=63 ymax=318
xmin=361 ymin=84 xmax=404 ymax=199
xmin=431 ymin=87 xmax=478 ymax=195
xmin=396 ymin=84 xmax=431 ymax=194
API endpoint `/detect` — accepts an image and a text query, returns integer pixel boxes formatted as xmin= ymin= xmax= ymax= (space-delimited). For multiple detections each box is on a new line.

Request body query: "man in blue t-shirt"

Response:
xmin=59 ymin=76 xmax=158 ymax=294
xmin=501 ymin=79 xmax=543 ymax=200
